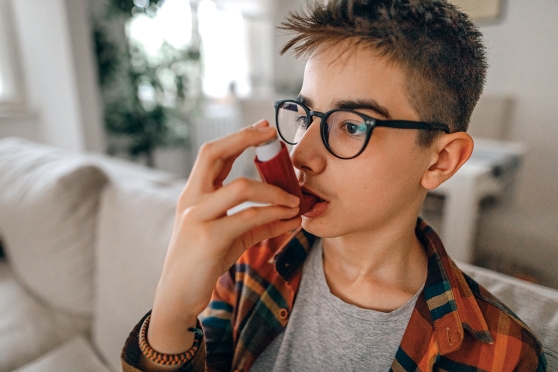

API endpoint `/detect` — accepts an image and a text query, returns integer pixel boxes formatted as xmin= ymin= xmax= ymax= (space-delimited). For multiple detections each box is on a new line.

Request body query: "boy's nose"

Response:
xmin=290 ymin=117 xmax=327 ymax=175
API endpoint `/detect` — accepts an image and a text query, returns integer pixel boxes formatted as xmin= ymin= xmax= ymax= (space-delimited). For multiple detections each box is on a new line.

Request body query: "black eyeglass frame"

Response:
xmin=274 ymin=99 xmax=450 ymax=159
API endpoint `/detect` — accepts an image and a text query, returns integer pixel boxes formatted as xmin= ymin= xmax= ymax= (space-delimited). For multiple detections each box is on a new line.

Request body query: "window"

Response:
xmin=126 ymin=0 xmax=193 ymax=57
xmin=197 ymin=0 xmax=274 ymax=98
xmin=198 ymin=0 xmax=249 ymax=97
xmin=126 ymin=0 xmax=273 ymax=99
xmin=0 ymin=0 xmax=26 ymax=116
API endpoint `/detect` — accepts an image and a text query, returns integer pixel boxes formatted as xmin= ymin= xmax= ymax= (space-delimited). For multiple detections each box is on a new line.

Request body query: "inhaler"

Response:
xmin=254 ymin=137 xmax=310 ymax=216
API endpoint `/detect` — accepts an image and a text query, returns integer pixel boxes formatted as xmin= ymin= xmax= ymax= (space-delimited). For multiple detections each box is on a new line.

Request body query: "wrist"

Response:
xmin=147 ymin=307 xmax=199 ymax=355
xmin=155 ymin=261 xmax=221 ymax=316
xmin=140 ymin=313 xmax=203 ymax=367
xmin=153 ymin=278 xmax=212 ymax=321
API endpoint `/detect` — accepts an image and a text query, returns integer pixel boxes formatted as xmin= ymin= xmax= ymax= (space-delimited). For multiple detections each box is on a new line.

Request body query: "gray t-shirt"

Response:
xmin=251 ymin=239 xmax=423 ymax=372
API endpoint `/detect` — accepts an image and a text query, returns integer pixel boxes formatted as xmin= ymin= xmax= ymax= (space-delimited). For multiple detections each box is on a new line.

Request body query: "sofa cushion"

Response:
xmin=87 ymin=151 xmax=182 ymax=186
xmin=459 ymin=261 xmax=558 ymax=370
xmin=0 ymin=261 xmax=90 ymax=371
xmin=93 ymin=181 xmax=183 ymax=372
xmin=12 ymin=336 xmax=110 ymax=372
xmin=0 ymin=137 xmax=108 ymax=315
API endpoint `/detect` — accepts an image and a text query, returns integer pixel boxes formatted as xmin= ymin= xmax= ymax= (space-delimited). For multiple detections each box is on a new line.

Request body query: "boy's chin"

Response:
xmin=300 ymin=217 xmax=339 ymax=239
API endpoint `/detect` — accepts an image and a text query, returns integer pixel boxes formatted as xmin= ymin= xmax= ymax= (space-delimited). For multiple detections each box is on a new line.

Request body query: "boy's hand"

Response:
xmin=147 ymin=120 xmax=301 ymax=357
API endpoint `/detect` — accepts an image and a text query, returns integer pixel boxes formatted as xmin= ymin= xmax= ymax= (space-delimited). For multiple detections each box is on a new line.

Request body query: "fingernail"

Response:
xmin=285 ymin=206 xmax=299 ymax=215
xmin=289 ymin=195 xmax=300 ymax=206
xmin=252 ymin=119 xmax=268 ymax=128
xmin=257 ymin=126 xmax=275 ymax=132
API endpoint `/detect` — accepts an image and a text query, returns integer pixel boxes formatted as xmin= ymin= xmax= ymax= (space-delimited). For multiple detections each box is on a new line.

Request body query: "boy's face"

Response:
xmin=292 ymin=45 xmax=434 ymax=239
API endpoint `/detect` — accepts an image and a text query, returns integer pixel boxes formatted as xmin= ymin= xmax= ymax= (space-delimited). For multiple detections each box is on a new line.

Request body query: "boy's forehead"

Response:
xmin=301 ymin=44 xmax=417 ymax=121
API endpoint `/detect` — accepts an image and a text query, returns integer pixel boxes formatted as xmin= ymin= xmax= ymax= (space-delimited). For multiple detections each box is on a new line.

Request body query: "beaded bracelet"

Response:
xmin=138 ymin=314 xmax=203 ymax=366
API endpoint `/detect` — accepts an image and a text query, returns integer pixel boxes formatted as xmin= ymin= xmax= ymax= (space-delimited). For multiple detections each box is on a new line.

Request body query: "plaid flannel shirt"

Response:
xmin=123 ymin=218 xmax=546 ymax=371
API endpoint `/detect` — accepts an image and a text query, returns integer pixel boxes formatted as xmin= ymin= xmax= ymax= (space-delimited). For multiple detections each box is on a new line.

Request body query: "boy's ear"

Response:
xmin=421 ymin=132 xmax=474 ymax=190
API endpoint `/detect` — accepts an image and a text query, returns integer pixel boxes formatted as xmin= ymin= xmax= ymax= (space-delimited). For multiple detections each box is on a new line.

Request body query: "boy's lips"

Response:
xmin=300 ymin=186 xmax=328 ymax=217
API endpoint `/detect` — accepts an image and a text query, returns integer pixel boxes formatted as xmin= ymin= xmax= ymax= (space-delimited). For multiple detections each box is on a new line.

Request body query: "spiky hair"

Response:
xmin=280 ymin=0 xmax=488 ymax=144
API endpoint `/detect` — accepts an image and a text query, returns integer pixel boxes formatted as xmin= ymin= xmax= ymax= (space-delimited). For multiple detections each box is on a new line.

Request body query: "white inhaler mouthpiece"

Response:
xmin=255 ymin=137 xmax=282 ymax=162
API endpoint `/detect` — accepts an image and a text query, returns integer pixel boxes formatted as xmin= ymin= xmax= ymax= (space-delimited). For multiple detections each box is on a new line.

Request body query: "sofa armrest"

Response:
xmin=92 ymin=181 xmax=184 ymax=372
xmin=457 ymin=261 xmax=558 ymax=369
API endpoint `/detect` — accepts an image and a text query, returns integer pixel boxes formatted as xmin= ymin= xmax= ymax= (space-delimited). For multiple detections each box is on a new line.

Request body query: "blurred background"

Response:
xmin=0 ymin=0 xmax=556 ymax=288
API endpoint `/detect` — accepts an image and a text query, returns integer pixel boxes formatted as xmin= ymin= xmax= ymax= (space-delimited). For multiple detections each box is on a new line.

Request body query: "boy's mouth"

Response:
xmin=300 ymin=187 xmax=327 ymax=216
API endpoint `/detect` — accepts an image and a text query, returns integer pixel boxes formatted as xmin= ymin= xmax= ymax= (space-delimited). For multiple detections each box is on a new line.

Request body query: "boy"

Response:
xmin=122 ymin=0 xmax=546 ymax=370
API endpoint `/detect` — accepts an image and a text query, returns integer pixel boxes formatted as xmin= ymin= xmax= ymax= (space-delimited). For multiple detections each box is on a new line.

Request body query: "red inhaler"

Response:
xmin=254 ymin=137 xmax=310 ymax=216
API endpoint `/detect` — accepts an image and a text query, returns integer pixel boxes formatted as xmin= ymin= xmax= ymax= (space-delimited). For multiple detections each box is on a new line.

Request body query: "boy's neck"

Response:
xmin=321 ymin=217 xmax=427 ymax=312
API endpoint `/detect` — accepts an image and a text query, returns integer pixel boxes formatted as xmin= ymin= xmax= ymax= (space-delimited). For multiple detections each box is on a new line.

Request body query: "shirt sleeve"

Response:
xmin=121 ymin=266 xmax=237 ymax=372
xmin=121 ymin=311 xmax=207 ymax=372
xmin=200 ymin=265 xmax=237 ymax=370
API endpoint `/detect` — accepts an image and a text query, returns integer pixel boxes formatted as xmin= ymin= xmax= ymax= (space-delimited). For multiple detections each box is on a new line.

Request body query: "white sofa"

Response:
xmin=0 ymin=137 xmax=556 ymax=371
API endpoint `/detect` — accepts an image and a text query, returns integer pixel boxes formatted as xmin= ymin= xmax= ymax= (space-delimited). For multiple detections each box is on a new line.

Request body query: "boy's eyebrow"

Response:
xmin=335 ymin=99 xmax=391 ymax=119
xmin=296 ymin=95 xmax=391 ymax=119
xmin=295 ymin=95 xmax=312 ymax=107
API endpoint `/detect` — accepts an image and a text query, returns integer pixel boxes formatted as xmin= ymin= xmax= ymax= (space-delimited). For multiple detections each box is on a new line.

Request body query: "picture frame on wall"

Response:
xmin=449 ymin=0 xmax=506 ymax=23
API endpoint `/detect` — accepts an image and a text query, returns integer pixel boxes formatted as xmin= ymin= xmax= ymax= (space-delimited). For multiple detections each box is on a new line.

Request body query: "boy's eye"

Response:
xmin=345 ymin=123 xmax=359 ymax=134
xmin=342 ymin=122 xmax=367 ymax=136
xmin=296 ymin=116 xmax=310 ymax=129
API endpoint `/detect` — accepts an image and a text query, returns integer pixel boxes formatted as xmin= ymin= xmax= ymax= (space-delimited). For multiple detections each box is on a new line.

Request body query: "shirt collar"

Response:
xmin=274 ymin=218 xmax=494 ymax=354
xmin=416 ymin=218 xmax=494 ymax=353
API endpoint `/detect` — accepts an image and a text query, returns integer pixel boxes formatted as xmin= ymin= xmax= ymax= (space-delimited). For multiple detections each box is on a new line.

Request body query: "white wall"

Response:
xmin=65 ymin=0 xmax=106 ymax=153
xmin=480 ymin=0 xmax=558 ymax=215
xmin=0 ymin=0 xmax=104 ymax=153
xmin=474 ymin=0 xmax=558 ymax=286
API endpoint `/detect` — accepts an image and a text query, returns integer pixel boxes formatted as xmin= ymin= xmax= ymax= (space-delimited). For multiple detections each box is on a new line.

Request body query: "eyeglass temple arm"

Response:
xmin=374 ymin=120 xmax=450 ymax=133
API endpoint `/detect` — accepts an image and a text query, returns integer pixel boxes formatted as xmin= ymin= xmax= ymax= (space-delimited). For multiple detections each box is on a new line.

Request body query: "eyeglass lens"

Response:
xmin=276 ymin=101 xmax=369 ymax=158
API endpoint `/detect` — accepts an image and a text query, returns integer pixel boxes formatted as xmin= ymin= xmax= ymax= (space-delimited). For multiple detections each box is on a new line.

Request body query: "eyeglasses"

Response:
xmin=274 ymin=99 xmax=450 ymax=159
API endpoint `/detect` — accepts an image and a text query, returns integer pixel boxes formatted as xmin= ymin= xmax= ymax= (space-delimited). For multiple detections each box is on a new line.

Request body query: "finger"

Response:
xmin=214 ymin=205 xmax=301 ymax=247
xmin=192 ymin=177 xmax=300 ymax=221
xmin=218 ymin=119 xmax=270 ymax=184
xmin=243 ymin=216 xmax=302 ymax=247
xmin=188 ymin=122 xmax=277 ymax=193
xmin=224 ymin=216 xmax=302 ymax=261
xmin=252 ymin=119 xmax=270 ymax=129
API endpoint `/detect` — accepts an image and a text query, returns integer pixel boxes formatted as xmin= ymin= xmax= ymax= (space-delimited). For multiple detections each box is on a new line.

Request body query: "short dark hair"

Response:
xmin=279 ymin=0 xmax=488 ymax=145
